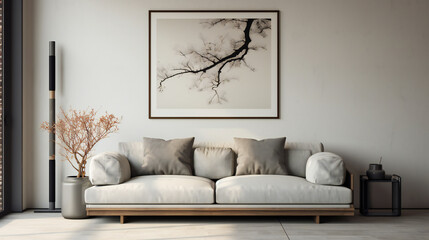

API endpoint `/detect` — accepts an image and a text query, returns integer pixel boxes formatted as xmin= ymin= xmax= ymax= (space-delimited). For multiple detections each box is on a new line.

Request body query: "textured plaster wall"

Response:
xmin=23 ymin=0 xmax=429 ymax=208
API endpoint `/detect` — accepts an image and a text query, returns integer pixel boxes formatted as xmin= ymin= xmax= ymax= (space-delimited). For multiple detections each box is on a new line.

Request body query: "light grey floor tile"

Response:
xmin=0 ymin=210 xmax=428 ymax=240
xmin=0 ymin=213 xmax=288 ymax=240
xmin=281 ymin=210 xmax=429 ymax=240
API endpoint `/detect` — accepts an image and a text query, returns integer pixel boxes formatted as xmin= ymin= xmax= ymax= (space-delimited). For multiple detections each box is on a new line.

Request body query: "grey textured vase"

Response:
xmin=62 ymin=176 xmax=92 ymax=219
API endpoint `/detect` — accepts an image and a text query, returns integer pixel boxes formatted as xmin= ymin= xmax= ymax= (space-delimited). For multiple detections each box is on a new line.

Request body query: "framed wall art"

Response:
xmin=149 ymin=10 xmax=279 ymax=119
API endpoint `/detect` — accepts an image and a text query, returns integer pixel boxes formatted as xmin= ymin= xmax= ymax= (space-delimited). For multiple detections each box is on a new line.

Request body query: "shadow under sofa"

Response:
xmin=85 ymin=142 xmax=354 ymax=224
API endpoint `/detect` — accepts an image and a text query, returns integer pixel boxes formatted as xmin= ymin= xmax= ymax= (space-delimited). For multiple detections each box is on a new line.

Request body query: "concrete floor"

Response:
xmin=0 ymin=210 xmax=428 ymax=240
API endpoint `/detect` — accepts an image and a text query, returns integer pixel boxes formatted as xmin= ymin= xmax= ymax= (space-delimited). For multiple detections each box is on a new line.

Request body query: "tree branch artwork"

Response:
xmin=157 ymin=18 xmax=271 ymax=104
xmin=41 ymin=108 xmax=121 ymax=178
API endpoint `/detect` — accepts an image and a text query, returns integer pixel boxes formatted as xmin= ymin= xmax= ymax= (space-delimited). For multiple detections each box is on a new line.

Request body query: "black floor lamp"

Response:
xmin=35 ymin=41 xmax=61 ymax=213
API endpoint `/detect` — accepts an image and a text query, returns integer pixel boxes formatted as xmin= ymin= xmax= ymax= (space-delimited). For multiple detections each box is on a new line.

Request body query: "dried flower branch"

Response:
xmin=41 ymin=108 xmax=121 ymax=178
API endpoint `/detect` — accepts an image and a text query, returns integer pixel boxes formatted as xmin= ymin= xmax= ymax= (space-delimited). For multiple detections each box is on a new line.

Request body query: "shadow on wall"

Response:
xmin=23 ymin=0 xmax=35 ymax=210
xmin=23 ymin=0 xmax=67 ymax=209
xmin=55 ymin=45 xmax=65 ymax=207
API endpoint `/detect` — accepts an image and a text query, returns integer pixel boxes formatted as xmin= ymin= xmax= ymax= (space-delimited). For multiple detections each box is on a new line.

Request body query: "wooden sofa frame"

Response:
xmin=87 ymin=171 xmax=355 ymax=224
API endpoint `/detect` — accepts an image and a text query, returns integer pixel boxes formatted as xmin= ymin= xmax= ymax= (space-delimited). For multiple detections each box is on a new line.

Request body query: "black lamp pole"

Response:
xmin=35 ymin=41 xmax=61 ymax=213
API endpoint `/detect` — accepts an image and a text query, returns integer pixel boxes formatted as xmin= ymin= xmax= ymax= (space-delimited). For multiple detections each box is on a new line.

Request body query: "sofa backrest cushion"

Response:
xmin=194 ymin=147 xmax=235 ymax=179
xmin=119 ymin=142 xmax=144 ymax=177
xmin=119 ymin=141 xmax=323 ymax=178
xmin=284 ymin=142 xmax=324 ymax=177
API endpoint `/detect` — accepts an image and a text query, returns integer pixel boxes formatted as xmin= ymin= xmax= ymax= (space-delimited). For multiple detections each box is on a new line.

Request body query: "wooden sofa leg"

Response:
xmin=314 ymin=215 xmax=320 ymax=224
xmin=120 ymin=215 xmax=125 ymax=224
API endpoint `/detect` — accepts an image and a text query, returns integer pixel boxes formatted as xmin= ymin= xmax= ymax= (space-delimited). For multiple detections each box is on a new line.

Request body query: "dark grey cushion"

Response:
xmin=234 ymin=137 xmax=287 ymax=175
xmin=142 ymin=137 xmax=194 ymax=175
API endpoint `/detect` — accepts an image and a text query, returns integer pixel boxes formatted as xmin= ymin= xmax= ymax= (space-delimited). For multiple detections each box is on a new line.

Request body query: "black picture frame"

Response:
xmin=149 ymin=10 xmax=280 ymax=119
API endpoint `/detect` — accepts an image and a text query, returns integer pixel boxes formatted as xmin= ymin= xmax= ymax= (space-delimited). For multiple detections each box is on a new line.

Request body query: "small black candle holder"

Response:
xmin=366 ymin=163 xmax=385 ymax=180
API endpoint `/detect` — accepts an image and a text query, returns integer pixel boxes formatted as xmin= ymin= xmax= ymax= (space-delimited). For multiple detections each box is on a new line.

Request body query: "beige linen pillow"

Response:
xmin=234 ymin=137 xmax=287 ymax=175
xmin=142 ymin=137 xmax=194 ymax=175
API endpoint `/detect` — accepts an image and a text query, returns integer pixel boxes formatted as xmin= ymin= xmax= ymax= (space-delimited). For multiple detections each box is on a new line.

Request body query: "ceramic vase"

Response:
xmin=61 ymin=176 xmax=92 ymax=219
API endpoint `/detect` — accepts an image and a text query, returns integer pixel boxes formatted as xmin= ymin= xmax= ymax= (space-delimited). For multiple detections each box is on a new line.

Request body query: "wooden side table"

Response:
xmin=360 ymin=174 xmax=401 ymax=216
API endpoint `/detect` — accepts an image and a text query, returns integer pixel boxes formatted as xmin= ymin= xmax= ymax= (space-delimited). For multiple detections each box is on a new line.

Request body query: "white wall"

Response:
xmin=23 ymin=0 xmax=429 ymax=209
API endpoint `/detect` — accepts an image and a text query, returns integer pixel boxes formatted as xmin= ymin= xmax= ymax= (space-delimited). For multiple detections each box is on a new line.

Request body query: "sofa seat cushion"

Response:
xmin=85 ymin=175 xmax=215 ymax=204
xmin=216 ymin=175 xmax=352 ymax=204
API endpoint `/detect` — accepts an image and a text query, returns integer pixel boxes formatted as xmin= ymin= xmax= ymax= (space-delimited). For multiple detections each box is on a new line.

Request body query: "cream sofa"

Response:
xmin=85 ymin=142 xmax=354 ymax=223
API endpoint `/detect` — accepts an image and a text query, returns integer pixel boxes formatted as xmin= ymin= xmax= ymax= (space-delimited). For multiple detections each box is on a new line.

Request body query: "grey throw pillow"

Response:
xmin=234 ymin=137 xmax=287 ymax=175
xmin=142 ymin=137 xmax=194 ymax=175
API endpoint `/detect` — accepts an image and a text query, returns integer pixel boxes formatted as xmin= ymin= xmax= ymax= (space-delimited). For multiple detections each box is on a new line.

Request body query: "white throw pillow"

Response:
xmin=306 ymin=152 xmax=345 ymax=185
xmin=89 ymin=152 xmax=131 ymax=185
